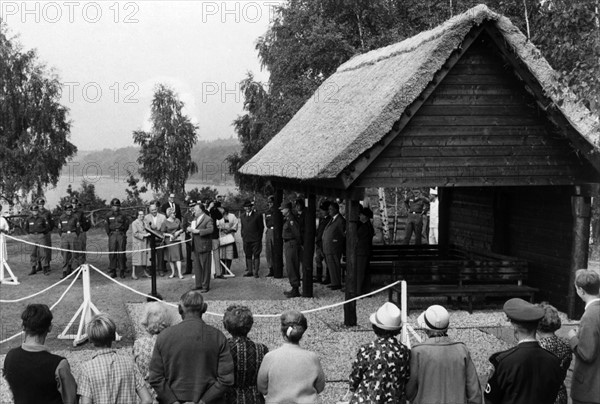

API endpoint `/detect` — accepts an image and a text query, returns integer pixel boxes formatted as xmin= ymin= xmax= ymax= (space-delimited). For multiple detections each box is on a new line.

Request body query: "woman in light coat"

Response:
xmin=217 ymin=206 xmax=239 ymax=273
xmin=131 ymin=210 xmax=150 ymax=279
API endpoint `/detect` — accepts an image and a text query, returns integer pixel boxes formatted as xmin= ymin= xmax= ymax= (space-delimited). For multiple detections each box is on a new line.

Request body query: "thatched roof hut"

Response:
xmin=240 ymin=4 xmax=600 ymax=318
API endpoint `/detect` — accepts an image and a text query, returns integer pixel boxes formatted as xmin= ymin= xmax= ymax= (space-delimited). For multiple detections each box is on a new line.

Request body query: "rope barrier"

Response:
xmin=0 ymin=266 xmax=82 ymax=303
xmin=0 ymin=267 xmax=83 ymax=345
xmin=4 ymin=233 xmax=192 ymax=254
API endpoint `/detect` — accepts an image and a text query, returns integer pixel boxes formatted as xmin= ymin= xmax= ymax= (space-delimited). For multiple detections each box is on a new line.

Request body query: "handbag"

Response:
xmin=219 ymin=233 xmax=235 ymax=246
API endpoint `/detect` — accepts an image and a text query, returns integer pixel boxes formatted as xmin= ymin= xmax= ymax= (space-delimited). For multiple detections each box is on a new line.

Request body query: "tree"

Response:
xmin=54 ymin=181 xmax=107 ymax=214
xmin=123 ymin=169 xmax=148 ymax=207
xmin=133 ymin=84 xmax=198 ymax=196
xmin=0 ymin=22 xmax=77 ymax=203
xmin=187 ymin=186 xmax=218 ymax=204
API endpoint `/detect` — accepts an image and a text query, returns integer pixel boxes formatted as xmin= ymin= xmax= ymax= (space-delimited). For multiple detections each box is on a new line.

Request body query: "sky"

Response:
xmin=1 ymin=0 xmax=277 ymax=150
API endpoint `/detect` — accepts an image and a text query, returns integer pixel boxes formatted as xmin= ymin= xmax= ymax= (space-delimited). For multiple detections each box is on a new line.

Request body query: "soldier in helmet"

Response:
xmin=24 ymin=205 xmax=52 ymax=275
xmin=71 ymin=198 xmax=91 ymax=268
xmin=57 ymin=203 xmax=80 ymax=279
xmin=36 ymin=197 xmax=54 ymax=272
xmin=105 ymin=198 xmax=130 ymax=278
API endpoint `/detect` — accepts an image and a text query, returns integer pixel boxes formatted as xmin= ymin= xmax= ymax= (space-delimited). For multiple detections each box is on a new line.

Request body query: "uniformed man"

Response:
xmin=403 ymin=188 xmax=430 ymax=245
xmin=24 ymin=205 xmax=52 ymax=275
xmin=281 ymin=201 xmax=301 ymax=298
xmin=57 ymin=203 xmax=80 ymax=279
xmin=263 ymin=195 xmax=276 ymax=277
xmin=314 ymin=200 xmax=331 ymax=284
xmin=36 ymin=197 xmax=54 ymax=270
xmin=484 ymin=298 xmax=563 ymax=404
xmin=105 ymin=198 xmax=130 ymax=278
xmin=71 ymin=198 xmax=91 ymax=268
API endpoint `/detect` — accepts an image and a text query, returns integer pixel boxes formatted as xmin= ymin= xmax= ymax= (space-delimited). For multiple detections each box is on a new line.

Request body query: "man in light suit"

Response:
xmin=187 ymin=202 xmax=214 ymax=293
xmin=145 ymin=201 xmax=167 ymax=276
xmin=568 ymin=269 xmax=600 ymax=404
xmin=161 ymin=193 xmax=182 ymax=221
xmin=322 ymin=201 xmax=346 ymax=291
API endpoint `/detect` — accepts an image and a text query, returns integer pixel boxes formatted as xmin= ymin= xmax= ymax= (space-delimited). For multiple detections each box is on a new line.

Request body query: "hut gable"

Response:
xmin=240 ymin=4 xmax=599 ymax=185
xmin=354 ymin=33 xmax=598 ymax=187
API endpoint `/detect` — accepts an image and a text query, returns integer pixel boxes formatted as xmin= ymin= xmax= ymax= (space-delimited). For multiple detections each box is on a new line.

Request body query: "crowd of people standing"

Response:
xmin=4 ymin=268 xmax=599 ymax=404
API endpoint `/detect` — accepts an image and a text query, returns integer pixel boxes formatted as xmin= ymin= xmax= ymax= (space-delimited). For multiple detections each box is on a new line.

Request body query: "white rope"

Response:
xmin=0 ymin=265 xmax=83 ymax=303
xmin=4 ymin=233 xmax=191 ymax=254
xmin=0 ymin=268 xmax=82 ymax=345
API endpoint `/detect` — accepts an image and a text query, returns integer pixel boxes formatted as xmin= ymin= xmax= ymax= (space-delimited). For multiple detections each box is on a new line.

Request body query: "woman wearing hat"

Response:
xmin=406 ymin=305 xmax=481 ymax=404
xmin=349 ymin=302 xmax=410 ymax=403
xmin=356 ymin=206 xmax=374 ymax=295
xmin=257 ymin=310 xmax=325 ymax=403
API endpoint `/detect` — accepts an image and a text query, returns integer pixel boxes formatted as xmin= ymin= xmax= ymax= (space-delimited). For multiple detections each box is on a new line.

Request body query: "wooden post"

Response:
xmin=438 ymin=187 xmax=450 ymax=255
xmin=273 ymin=189 xmax=284 ymax=278
xmin=302 ymin=194 xmax=316 ymax=297
xmin=567 ymin=187 xmax=591 ymax=319
xmin=344 ymin=199 xmax=360 ymax=326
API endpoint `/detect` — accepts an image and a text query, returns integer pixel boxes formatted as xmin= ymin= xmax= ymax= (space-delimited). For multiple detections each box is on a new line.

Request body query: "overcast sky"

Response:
xmin=2 ymin=0 xmax=276 ymax=150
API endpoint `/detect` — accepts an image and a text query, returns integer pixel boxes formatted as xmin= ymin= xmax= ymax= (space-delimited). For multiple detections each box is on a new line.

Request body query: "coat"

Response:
xmin=569 ymin=299 xmax=600 ymax=403
xmin=191 ymin=214 xmax=213 ymax=253
xmin=241 ymin=211 xmax=264 ymax=243
xmin=131 ymin=219 xmax=149 ymax=266
xmin=322 ymin=214 xmax=346 ymax=256
xmin=406 ymin=336 xmax=482 ymax=404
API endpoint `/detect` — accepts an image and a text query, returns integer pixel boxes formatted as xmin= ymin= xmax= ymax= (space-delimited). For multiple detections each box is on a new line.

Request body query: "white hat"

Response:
xmin=369 ymin=302 xmax=402 ymax=330
xmin=430 ymin=188 xmax=438 ymax=196
xmin=418 ymin=305 xmax=450 ymax=331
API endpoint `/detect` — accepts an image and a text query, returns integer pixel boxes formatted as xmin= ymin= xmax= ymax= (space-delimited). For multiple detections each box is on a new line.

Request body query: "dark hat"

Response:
xmin=32 ymin=205 xmax=39 ymax=211
xmin=36 ymin=197 xmax=46 ymax=205
xmin=319 ymin=200 xmax=331 ymax=211
xmin=64 ymin=203 xmax=73 ymax=210
xmin=243 ymin=199 xmax=253 ymax=208
xmin=188 ymin=199 xmax=197 ymax=208
xmin=279 ymin=201 xmax=293 ymax=211
xmin=503 ymin=298 xmax=544 ymax=322
xmin=360 ymin=207 xmax=374 ymax=219
xmin=110 ymin=198 xmax=121 ymax=207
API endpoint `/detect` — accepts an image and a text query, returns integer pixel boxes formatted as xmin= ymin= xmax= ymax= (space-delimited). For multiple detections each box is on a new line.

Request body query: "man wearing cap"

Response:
xmin=105 ymin=198 xmax=130 ymax=278
xmin=36 ymin=197 xmax=54 ymax=271
xmin=322 ymin=202 xmax=346 ymax=291
xmin=484 ymin=298 xmax=562 ymax=404
xmin=314 ymin=200 xmax=331 ymax=284
xmin=240 ymin=200 xmax=264 ymax=278
xmin=428 ymin=188 xmax=439 ymax=245
xmin=281 ymin=201 xmax=301 ymax=298
xmin=24 ymin=205 xmax=52 ymax=275
xmin=263 ymin=196 xmax=276 ymax=277
xmin=567 ymin=269 xmax=600 ymax=404
xmin=356 ymin=206 xmax=375 ymax=295
xmin=161 ymin=193 xmax=181 ymax=221
xmin=187 ymin=202 xmax=214 ymax=292
xmin=402 ymin=188 xmax=429 ymax=245
xmin=145 ymin=201 xmax=167 ymax=277
xmin=71 ymin=198 xmax=91 ymax=268
xmin=57 ymin=203 xmax=80 ymax=279
xmin=406 ymin=305 xmax=481 ymax=404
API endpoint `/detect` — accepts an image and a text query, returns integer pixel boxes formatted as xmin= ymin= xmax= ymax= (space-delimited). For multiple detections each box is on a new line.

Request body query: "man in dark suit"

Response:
xmin=568 ymin=269 xmax=600 ymax=404
xmin=240 ymin=200 xmax=264 ymax=277
xmin=149 ymin=290 xmax=234 ymax=404
xmin=145 ymin=201 xmax=167 ymax=276
xmin=161 ymin=193 xmax=182 ymax=221
xmin=314 ymin=200 xmax=331 ymax=283
xmin=187 ymin=202 xmax=213 ymax=293
xmin=484 ymin=298 xmax=562 ymax=404
xmin=322 ymin=201 xmax=346 ymax=290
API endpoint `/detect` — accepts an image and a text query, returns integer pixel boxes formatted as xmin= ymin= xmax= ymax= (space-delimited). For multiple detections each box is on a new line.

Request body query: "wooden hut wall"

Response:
xmin=354 ymin=33 xmax=594 ymax=188
xmin=447 ymin=186 xmax=573 ymax=311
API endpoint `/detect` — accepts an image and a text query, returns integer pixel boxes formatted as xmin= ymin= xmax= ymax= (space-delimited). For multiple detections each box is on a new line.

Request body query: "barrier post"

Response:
xmin=0 ymin=233 xmax=19 ymax=285
xmin=400 ymin=280 xmax=409 ymax=347
xmin=147 ymin=232 xmax=162 ymax=301
xmin=58 ymin=264 xmax=121 ymax=346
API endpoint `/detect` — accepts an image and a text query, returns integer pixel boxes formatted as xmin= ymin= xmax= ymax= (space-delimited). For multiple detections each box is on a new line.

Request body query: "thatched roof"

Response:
xmin=240 ymin=4 xmax=599 ymax=182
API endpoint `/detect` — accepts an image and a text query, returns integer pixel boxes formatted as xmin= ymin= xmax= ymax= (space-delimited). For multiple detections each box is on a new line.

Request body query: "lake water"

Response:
xmin=43 ymin=175 xmax=237 ymax=208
